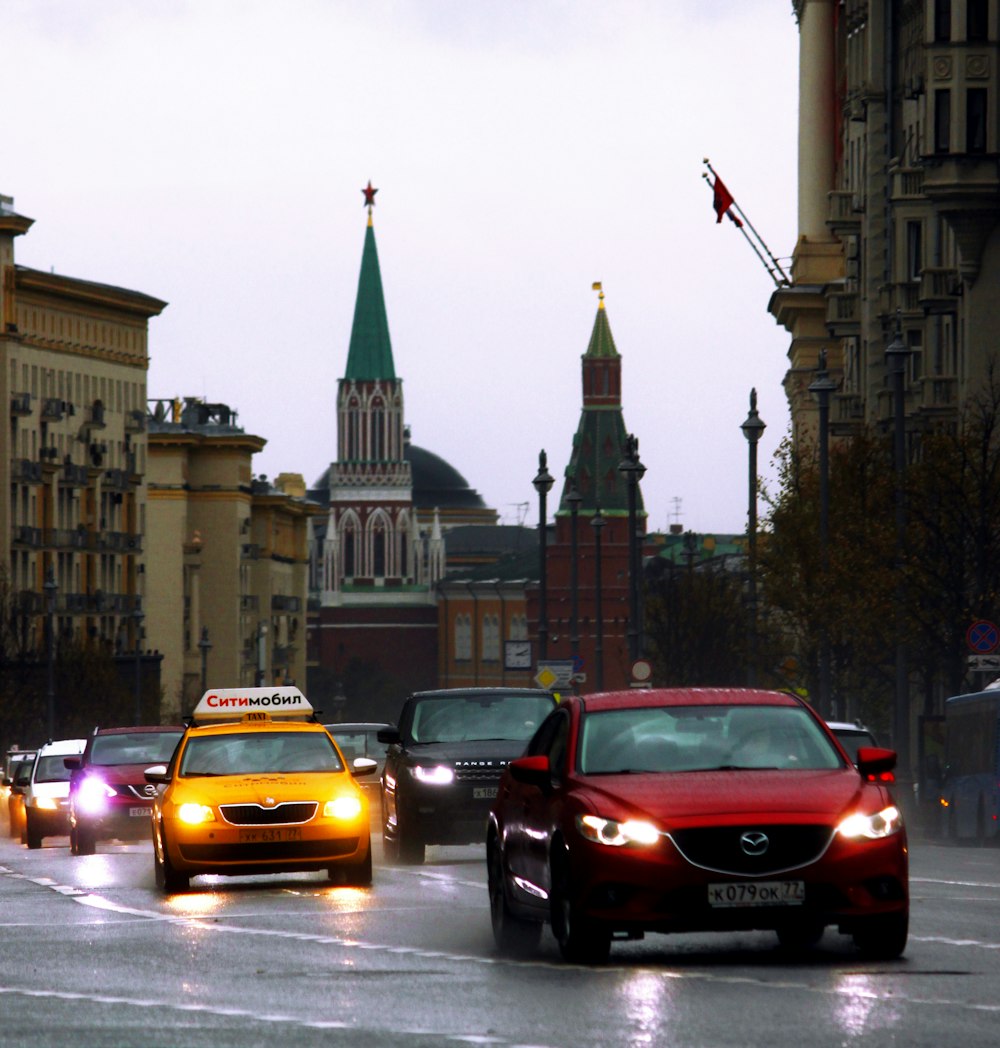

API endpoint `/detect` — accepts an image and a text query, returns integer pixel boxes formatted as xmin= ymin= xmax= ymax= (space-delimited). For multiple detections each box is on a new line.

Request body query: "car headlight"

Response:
xmin=34 ymin=797 xmax=59 ymax=811
xmin=177 ymin=802 xmax=216 ymax=825
xmin=77 ymin=776 xmax=116 ymax=815
xmin=576 ymin=813 xmax=660 ymax=847
xmin=412 ymin=765 xmax=455 ymax=786
xmin=837 ymin=805 xmax=903 ymax=840
xmin=324 ymin=796 xmax=363 ymax=820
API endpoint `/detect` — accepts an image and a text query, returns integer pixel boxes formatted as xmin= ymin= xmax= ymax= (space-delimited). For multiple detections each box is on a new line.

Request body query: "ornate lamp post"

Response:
xmin=198 ymin=626 xmax=212 ymax=695
xmin=132 ymin=601 xmax=145 ymax=725
xmin=618 ymin=434 xmax=646 ymax=662
xmin=740 ymin=390 xmax=766 ymax=688
xmin=533 ymin=451 xmax=554 ymax=660
xmin=590 ymin=505 xmax=606 ymax=691
xmin=44 ymin=566 xmax=58 ymax=739
xmin=566 ymin=478 xmax=583 ymax=690
xmin=886 ymin=319 xmax=912 ymax=781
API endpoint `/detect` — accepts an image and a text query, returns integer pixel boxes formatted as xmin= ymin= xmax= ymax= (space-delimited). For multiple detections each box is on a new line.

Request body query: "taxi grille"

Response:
xmin=669 ymin=824 xmax=833 ymax=876
xmin=219 ymin=802 xmax=318 ymax=826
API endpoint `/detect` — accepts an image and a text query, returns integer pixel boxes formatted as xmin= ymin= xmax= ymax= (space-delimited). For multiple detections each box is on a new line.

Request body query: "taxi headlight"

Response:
xmin=836 ymin=805 xmax=903 ymax=840
xmin=412 ymin=765 xmax=455 ymax=786
xmin=324 ymin=796 xmax=362 ymax=821
xmin=576 ymin=813 xmax=660 ymax=847
xmin=177 ymin=802 xmax=216 ymax=825
xmin=77 ymin=776 xmax=116 ymax=815
xmin=35 ymin=797 xmax=59 ymax=811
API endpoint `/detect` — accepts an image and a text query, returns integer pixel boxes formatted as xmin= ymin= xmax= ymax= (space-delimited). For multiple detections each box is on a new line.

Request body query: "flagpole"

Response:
xmin=703 ymin=159 xmax=791 ymax=286
xmin=702 ymin=173 xmax=787 ymax=288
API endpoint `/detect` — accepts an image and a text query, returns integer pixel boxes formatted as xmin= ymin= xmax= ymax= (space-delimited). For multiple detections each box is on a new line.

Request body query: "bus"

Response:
xmin=940 ymin=689 xmax=1000 ymax=842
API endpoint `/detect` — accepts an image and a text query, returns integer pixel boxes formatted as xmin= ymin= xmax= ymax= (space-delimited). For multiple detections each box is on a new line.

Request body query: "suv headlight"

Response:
xmin=412 ymin=765 xmax=455 ymax=786
xmin=576 ymin=814 xmax=660 ymax=847
xmin=77 ymin=776 xmax=116 ymax=814
xmin=836 ymin=805 xmax=902 ymax=840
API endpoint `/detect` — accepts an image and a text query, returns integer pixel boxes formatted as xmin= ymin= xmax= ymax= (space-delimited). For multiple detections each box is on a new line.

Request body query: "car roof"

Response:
xmin=184 ymin=719 xmax=330 ymax=738
xmin=37 ymin=738 xmax=87 ymax=755
xmin=826 ymin=721 xmax=874 ymax=733
xmin=410 ymin=687 xmax=550 ymax=700
xmin=325 ymin=722 xmax=394 ymax=731
xmin=90 ymin=725 xmax=185 ymax=736
xmin=579 ymin=687 xmax=805 ymax=714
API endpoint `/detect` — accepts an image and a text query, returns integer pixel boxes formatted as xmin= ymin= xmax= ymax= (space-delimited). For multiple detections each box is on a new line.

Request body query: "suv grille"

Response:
xmin=220 ymin=801 xmax=318 ymax=826
xmin=454 ymin=765 xmax=505 ymax=783
xmin=669 ymin=824 xmax=833 ymax=876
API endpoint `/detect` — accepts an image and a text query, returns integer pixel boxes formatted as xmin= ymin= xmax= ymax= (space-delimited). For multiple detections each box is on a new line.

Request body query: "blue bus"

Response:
xmin=940 ymin=689 xmax=1000 ymax=842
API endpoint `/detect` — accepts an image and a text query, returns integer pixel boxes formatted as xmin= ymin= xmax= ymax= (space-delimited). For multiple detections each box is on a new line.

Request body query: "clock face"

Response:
xmin=505 ymin=640 xmax=532 ymax=670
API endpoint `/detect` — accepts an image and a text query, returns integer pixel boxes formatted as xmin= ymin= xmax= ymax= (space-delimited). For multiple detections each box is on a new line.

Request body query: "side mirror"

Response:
xmin=508 ymin=755 xmax=551 ymax=790
xmin=351 ymin=757 xmax=379 ymax=778
xmin=377 ymin=727 xmax=401 ymax=745
xmin=857 ymin=746 xmax=897 ymax=782
xmin=144 ymin=765 xmax=170 ymax=785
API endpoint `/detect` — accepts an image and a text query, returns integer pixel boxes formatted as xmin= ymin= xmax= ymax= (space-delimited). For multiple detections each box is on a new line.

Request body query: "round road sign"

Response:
xmin=967 ymin=620 xmax=1000 ymax=654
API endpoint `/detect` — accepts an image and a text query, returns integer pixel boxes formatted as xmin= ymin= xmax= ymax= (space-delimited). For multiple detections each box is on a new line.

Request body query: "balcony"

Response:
xmin=87 ymin=400 xmax=107 ymax=429
xmin=124 ymin=409 xmax=146 ymax=433
xmin=918 ymin=267 xmax=962 ymax=314
xmin=891 ymin=167 xmax=924 ymax=201
xmin=17 ymin=590 xmax=43 ymax=614
xmin=242 ymin=543 xmax=261 ymax=560
xmin=919 ymin=375 xmax=958 ymax=410
xmin=826 ymin=190 xmax=863 ymax=236
xmin=60 ymin=460 xmax=90 ymax=487
xmin=825 ymin=290 xmax=861 ymax=336
xmin=10 ymin=392 xmax=31 ymax=417
xmin=41 ymin=398 xmax=73 ymax=421
xmin=11 ymin=459 xmax=43 ymax=484
xmin=104 ymin=468 xmax=130 ymax=492
xmin=13 ymin=525 xmax=42 ymax=547
xmin=53 ymin=527 xmax=90 ymax=550
xmin=272 ymin=595 xmax=301 ymax=612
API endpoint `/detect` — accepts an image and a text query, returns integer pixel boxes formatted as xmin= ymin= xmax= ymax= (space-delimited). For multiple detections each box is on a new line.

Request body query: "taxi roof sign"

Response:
xmin=191 ymin=686 xmax=313 ymax=724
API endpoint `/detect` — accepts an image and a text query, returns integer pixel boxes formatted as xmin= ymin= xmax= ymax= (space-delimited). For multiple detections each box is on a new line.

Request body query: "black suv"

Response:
xmin=378 ymin=688 xmax=557 ymax=864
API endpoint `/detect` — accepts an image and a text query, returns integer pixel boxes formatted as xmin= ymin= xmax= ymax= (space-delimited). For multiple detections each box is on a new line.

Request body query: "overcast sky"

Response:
xmin=6 ymin=0 xmax=800 ymax=534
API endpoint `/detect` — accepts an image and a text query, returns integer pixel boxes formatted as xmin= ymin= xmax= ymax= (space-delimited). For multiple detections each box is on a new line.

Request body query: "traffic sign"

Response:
xmin=967 ymin=620 xmax=1000 ymax=654
xmin=968 ymin=654 xmax=1000 ymax=672
xmin=534 ymin=660 xmax=575 ymax=691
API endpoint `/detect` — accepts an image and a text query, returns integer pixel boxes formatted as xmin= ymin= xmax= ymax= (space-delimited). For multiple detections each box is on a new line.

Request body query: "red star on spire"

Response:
xmin=362 ymin=181 xmax=378 ymax=208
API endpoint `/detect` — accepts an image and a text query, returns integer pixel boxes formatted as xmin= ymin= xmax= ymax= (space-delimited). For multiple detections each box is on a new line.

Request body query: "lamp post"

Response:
xmin=132 ymin=601 xmax=145 ymax=725
xmin=886 ymin=319 xmax=912 ymax=782
xmin=566 ymin=478 xmax=583 ymax=691
xmin=740 ymin=390 xmax=767 ymax=688
xmin=590 ymin=504 xmax=606 ymax=691
xmin=533 ymin=451 xmax=555 ymax=660
xmin=618 ymin=434 xmax=647 ymax=662
xmin=44 ymin=566 xmax=58 ymax=740
xmin=198 ymin=626 xmax=212 ymax=695
xmin=808 ymin=358 xmax=836 ymax=716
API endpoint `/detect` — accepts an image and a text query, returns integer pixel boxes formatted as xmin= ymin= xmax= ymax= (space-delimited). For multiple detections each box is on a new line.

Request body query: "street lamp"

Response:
xmin=44 ymin=566 xmax=58 ymax=739
xmin=886 ymin=318 xmax=912 ymax=782
xmin=132 ymin=601 xmax=145 ymax=725
xmin=618 ymin=434 xmax=646 ymax=662
xmin=590 ymin=504 xmax=606 ymax=692
xmin=566 ymin=478 xmax=583 ymax=690
xmin=533 ymin=450 xmax=555 ymax=660
xmin=198 ymin=626 xmax=212 ymax=695
xmin=808 ymin=358 xmax=836 ymax=715
xmin=741 ymin=389 xmax=767 ymax=688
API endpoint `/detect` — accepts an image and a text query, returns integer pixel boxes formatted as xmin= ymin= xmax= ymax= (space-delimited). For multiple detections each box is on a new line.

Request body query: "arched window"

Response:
xmin=371 ymin=399 xmax=384 ymax=460
xmin=483 ymin=615 xmax=500 ymax=661
xmin=456 ymin=614 xmax=472 ymax=661
xmin=342 ymin=524 xmax=356 ymax=577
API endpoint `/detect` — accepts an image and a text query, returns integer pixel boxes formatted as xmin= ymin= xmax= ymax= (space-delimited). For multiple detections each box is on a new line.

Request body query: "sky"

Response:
xmin=5 ymin=0 xmax=801 ymax=535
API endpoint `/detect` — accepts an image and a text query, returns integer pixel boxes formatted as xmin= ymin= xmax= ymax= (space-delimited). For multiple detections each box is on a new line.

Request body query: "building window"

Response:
xmin=967 ymin=88 xmax=988 ymax=153
xmin=455 ymin=614 xmax=472 ymax=661
xmin=482 ymin=615 xmax=500 ymax=662
xmin=373 ymin=524 xmax=386 ymax=577
xmin=906 ymin=221 xmax=923 ymax=281
xmin=343 ymin=527 xmax=355 ymax=577
xmin=935 ymin=0 xmax=952 ymax=41
xmin=968 ymin=0 xmax=988 ymax=41
xmin=934 ymin=89 xmax=951 ymax=153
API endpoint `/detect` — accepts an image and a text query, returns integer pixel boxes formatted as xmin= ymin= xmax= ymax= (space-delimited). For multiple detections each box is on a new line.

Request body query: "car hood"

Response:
xmin=403 ymin=740 xmax=528 ymax=765
xmin=577 ymin=769 xmax=869 ymax=826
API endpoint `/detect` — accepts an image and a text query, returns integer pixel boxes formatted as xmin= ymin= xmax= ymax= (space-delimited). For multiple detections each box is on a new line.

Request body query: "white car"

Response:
xmin=826 ymin=721 xmax=878 ymax=766
xmin=22 ymin=738 xmax=86 ymax=849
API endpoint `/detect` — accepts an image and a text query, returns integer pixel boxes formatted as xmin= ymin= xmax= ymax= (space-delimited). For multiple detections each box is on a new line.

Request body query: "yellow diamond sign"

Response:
xmin=534 ymin=666 xmax=559 ymax=690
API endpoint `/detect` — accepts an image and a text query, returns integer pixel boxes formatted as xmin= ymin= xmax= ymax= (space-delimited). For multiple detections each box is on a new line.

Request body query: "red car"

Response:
xmin=66 ymin=725 xmax=185 ymax=854
xmin=487 ymin=687 xmax=908 ymax=964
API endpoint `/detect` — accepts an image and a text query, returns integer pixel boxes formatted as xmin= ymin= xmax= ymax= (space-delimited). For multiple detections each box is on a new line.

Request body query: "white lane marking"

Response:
xmin=912 ymin=877 xmax=1000 ymax=889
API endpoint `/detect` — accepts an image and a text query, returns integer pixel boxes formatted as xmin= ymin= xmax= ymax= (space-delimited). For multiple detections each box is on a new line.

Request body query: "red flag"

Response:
xmin=712 ymin=176 xmax=742 ymax=227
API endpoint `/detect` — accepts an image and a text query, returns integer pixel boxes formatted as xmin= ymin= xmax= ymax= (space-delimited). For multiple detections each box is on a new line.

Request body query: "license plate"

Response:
xmin=473 ymin=787 xmax=498 ymax=799
xmin=708 ymin=880 xmax=805 ymax=908
xmin=238 ymin=827 xmax=303 ymax=843
xmin=129 ymin=807 xmax=150 ymax=817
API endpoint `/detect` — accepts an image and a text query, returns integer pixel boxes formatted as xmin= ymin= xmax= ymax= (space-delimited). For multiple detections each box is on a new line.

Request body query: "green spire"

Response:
xmin=584 ymin=287 xmax=620 ymax=359
xmin=345 ymin=217 xmax=396 ymax=381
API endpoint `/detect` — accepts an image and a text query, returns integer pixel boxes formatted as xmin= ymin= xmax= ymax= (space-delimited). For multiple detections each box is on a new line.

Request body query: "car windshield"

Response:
xmin=34 ymin=754 xmax=75 ymax=783
xmin=329 ymin=731 xmax=384 ymax=762
xmin=179 ymin=731 xmax=345 ymax=777
xmin=578 ymin=704 xmax=845 ymax=774
xmin=91 ymin=732 xmax=183 ymax=766
xmin=408 ymin=694 xmax=554 ymax=744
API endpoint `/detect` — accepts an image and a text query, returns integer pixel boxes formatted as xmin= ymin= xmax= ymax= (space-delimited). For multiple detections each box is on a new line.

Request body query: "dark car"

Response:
xmin=488 ymin=687 xmax=909 ymax=964
xmin=379 ymin=688 xmax=558 ymax=865
xmin=66 ymin=725 xmax=184 ymax=854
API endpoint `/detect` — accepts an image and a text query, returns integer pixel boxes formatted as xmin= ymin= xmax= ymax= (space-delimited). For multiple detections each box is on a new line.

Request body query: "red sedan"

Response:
xmin=487 ymin=688 xmax=908 ymax=964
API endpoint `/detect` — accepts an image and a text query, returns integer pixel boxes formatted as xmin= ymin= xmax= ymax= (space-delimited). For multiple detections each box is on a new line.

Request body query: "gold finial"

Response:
xmin=592 ymin=281 xmax=604 ymax=308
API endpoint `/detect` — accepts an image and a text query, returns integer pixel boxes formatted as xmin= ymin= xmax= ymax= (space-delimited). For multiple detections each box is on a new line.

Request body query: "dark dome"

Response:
xmin=406 ymin=444 xmax=486 ymax=510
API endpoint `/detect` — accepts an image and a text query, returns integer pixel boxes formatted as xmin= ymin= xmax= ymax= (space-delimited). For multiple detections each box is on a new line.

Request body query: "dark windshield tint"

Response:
xmin=34 ymin=754 xmax=75 ymax=783
xmin=91 ymin=732 xmax=183 ymax=766
xmin=579 ymin=705 xmax=844 ymax=774
xmin=408 ymin=694 xmax=554 ymax=744
xmin=179 ymin=731 xmax=344 ymax=776
xmin=833 ymin=729 xmax=877 ymax=764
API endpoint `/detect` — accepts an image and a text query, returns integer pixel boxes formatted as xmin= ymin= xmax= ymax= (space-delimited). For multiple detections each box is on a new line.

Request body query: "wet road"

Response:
xmin=1 ymin=824 xmax=1000 ymax=1048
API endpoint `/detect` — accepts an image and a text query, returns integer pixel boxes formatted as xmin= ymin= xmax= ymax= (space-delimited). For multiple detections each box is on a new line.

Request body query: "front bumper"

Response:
xmin=73 ymin=801 xmax=155 ymax=842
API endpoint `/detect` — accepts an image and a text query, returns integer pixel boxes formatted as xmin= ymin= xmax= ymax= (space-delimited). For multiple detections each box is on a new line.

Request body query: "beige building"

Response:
xmin=771 ymin=0 xmax=1000 ymax=442
xmin=146 ymin=398 xmax=322 ymax=718
xmin=2 ymin=193 xmax=165 ymax=660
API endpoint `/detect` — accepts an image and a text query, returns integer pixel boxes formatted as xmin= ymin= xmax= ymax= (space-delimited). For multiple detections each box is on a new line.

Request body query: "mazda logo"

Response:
xmin=739 ymin=831 xmax=769 ymax=856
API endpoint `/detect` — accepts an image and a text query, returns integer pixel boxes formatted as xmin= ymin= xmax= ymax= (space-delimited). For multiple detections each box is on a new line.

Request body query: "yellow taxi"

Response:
xmin=144 ymin=687 xmax=374 ymax=893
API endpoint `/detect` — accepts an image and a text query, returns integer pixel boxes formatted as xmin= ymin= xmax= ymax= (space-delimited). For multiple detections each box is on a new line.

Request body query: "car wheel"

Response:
xmin=550 ymin=846 xmax=611 ymax=964
xmin=332 ymin=846 xmax=373 ymax=887
xmin=852 ymin=911 xmax=908 ymax=959
xmin=397 ymin=824 xmax=425 ymax=865
xmin=25 ymin=811 xmax=42 ymax=850
xmin=488 ymin=837 xmax=541 ymax=956
xmin=153 ymin=819 xmax=189 ymax=893
xmin=776 ymin=921 xmax=825 ymax=951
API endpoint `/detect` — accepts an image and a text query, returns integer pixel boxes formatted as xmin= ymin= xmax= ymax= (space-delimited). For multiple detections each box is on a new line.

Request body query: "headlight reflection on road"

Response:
xmin=619 ymin=970 xmax=673 ymax=1046
xmin=833 ymin=972 xmax=903 ymax=1036
xmin=164 ymin=890 xmax=225 ymax=918
xmin=71 ymin=854 xmax=117 ymax=890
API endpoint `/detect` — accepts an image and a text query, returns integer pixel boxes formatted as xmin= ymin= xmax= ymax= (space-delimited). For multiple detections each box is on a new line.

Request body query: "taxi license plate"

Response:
xmin=129 ymin=807 xmax=150 ymax=817
xmin=473 ymin=787 xmax=498 ymax=800
xmin=238 ymin=827 xmax=303 ymax=844
xmin=708 ymin=881 xmax=805 ymax=907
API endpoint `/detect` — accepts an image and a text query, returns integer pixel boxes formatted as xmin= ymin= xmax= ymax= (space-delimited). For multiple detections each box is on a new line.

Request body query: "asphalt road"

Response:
xmin=1 ymin=819 xmax=999 ymax=1048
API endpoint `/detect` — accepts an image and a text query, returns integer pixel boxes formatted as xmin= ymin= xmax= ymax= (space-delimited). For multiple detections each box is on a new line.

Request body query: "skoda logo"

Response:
xmin=739 ymin=831 xmax=769 ymax=856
